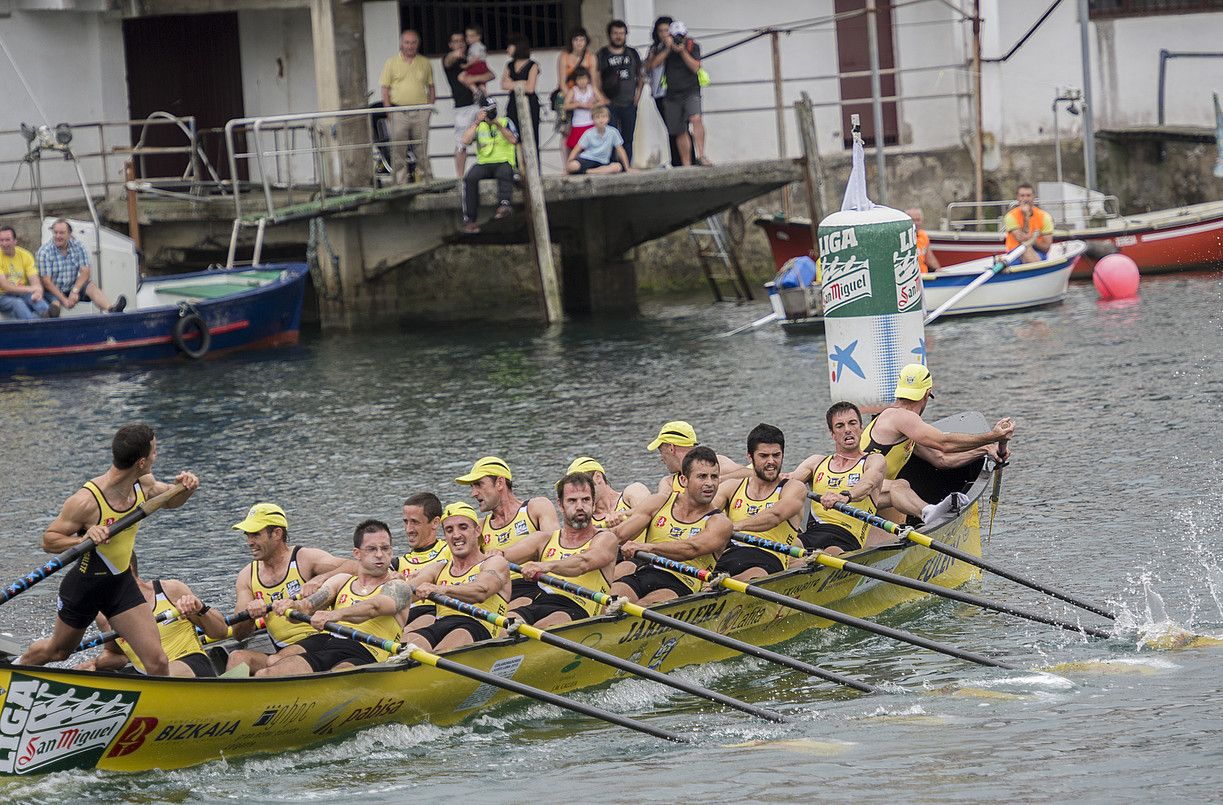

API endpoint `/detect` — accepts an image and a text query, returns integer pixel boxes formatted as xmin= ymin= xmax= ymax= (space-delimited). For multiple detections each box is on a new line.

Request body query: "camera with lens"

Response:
xmin=671 ymin=32 xmax=686 ymax=45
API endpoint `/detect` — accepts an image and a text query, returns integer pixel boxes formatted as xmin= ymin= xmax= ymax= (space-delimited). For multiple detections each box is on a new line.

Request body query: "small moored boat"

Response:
xmin=921 ymin=240 xmax=1084 ymax=320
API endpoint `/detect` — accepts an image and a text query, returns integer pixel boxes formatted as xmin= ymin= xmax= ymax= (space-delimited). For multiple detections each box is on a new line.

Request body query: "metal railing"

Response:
xmin=942 ymin=194 xmax=1121 ymax=231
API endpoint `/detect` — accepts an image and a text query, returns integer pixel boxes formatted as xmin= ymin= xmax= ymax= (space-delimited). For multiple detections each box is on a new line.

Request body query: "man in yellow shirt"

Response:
xmin=0 ymin=225 xmax=56 ymax=319
xmin=380 ymin=29 xmax=436 ymax=183
xmin=1002 ymin=183 xmax=1054 ymax=264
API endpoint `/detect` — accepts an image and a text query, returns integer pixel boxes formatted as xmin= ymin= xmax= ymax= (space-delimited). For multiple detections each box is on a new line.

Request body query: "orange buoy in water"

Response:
xmin=1092 ymin=254 xmax=1140 ymax=300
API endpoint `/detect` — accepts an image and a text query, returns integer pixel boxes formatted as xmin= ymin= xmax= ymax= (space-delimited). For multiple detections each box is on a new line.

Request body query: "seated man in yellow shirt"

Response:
xmin=1002 ymin=183 xmax=1054 ymax=264
xmin=0 ymin=226 xmax=57 ymax=319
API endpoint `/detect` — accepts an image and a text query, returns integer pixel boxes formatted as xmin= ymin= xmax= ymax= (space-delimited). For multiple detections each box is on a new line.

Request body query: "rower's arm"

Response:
xmin=896 ymin=411 xmax=1014 ymax=454
xmin=710 ymin=479 xmax=737 ymax=512
xmin=500 ymin=530 xmax=550 ymax=564
xmin=328 ymin=579 xmax=413 ymax=624
xmin=231 ymin=566 xmax=257 ymax=640
xmin=717 ymin=454 xmax=750 ymax=482
xmin=643 ymin=514 xmax=733 ymax=561
xmin=912 ymin=441 xmax=992 ymax=469
xmin=612 ymin=490 xmax=670 ymax=543
xmin=41 ymin=488 xmax=97 ymax=553
xmin=786 ymin=453 xmax=825 ymax=485
xmin=849 ymin=454 xmax=886 ymax=501
xmin=419 ymin=555 xmax=509 ymax=604
xmin=79 ymin=641 xmax=131 ymax=672
xmin=163 ymin=579 xmax=229 ymax=641
xmin=526 ymin=530 xmax=618 ymax=578
xmin=733 ymin=480 xmax=807 ymax=532
xmin=620 ymin=481 xmax=651 ymax=509
xmin=139 ymin=471 xmax=199 ymax=509
xmin=283 ymin=575 xmax=345 ymax=616
xmin=528 ymin=497 xmax=560 ymax=534
xmin=301 ymin=558 xmax=358 ymax=596
xmin=655 ymin=474 xmax=674 ymax=495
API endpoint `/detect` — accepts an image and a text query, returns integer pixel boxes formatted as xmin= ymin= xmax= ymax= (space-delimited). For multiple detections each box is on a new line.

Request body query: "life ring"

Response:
xmin=172 ymin=311 xmax=210 ymax=359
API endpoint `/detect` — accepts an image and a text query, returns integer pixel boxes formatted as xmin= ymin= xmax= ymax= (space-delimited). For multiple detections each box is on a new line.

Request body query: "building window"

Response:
xmin=1089 ymin=0 xmax=1223 ymax=19
xmin=399 ymin=1 xmax=580 ymax=56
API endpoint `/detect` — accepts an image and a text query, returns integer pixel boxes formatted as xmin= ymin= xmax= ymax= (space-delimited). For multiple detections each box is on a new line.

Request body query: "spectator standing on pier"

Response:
xmin=37 ymin=219 xmax=125 ymax=313
xmin=461 ymin=100 xmax=519 ymax=234
xmin=445 ymin=31 xmax=493 ymax=179
xmin=555 ymin=28 xmax=597 ymax=168
xmin=564 ymin=69 xmax=606 ymax=160
xmin=596 ymin=20 xmax=644 ymax=164
xmin=501 ymin=37 xmax=542 ymax=165
xmin=0 ymin=225 xmax=55 ymax=319
xmin=650 ymin=20 xmax=709 ymax=167
xmin=565 ymin=106 xmax=629 ymax=175
xmin=380 ymin=29 xmax=435 ymax=183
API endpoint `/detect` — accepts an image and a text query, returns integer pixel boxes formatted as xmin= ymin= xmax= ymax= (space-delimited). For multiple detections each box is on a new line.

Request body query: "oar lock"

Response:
xmin=704 ymin=571 xmax=731 ymax=592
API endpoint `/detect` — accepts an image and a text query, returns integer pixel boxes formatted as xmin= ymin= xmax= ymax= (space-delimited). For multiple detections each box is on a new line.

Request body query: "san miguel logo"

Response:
xmin=820 ymin=255 xmax=873 ymax=315
xmin=0 ymin=673 xmax=139 ymax=775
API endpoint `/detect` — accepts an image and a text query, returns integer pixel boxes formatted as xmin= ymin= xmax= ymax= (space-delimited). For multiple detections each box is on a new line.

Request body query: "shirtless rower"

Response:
xmin=457 ymin=456 xmax=558 ymax=608
xmin=610 ymin=446 xmax=734 ymax=605
xmin=565 ymin=456 xmax=649 ymax=528
xmin=502 ymin=472 xmax=619 ymax=627
xmin=225 ymin=503 xmax=346 ymax=673
xmin=712 ymin=423 xmax=808 ymax=580
xmin=860 ymin=363 xmax=1014 ymax=526
xmin=20 ymin=423 xmax=198 ymax=675
xmin=260 ymin=519 xmax=413 ymax=676
xmin=74 ymin=555 xmax=228 ymax=677
xmin=647 ymin=420 xmax=749 ymax=495
xmin=406 ymin=502 xmax=512 ymax=651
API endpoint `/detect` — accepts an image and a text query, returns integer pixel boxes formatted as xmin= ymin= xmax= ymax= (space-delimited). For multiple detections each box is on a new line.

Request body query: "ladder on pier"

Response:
xmin=689 ymin=213 xmax=754 ymax=303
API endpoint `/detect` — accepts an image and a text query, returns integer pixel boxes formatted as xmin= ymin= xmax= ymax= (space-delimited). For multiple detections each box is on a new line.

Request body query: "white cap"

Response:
xmin=670 ymin=21 xmax=688 ymax=37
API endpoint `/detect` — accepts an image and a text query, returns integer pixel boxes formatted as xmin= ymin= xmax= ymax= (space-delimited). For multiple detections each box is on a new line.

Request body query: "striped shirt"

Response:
xmin=36 ymin=238 xmax=89 ymax=292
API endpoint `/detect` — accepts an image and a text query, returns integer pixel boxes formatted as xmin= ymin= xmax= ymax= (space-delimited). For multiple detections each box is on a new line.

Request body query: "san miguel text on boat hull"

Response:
xmin=0 ymin=264 xmax=308 ymax=375
xmin=0 ymin=444 xmax=993 ymax=776
xmin=921 ymin=241 xmax=1083 ymax=319
xmin=754 ymin=200 xmax=1223 ymax=278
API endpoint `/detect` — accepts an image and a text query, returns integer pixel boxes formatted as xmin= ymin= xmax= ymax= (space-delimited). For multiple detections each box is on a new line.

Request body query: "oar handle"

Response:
xmin=427 ymin=593 xmax=511 ymax=630
xmin=636 ymin=551 xmax=712 ymax=582
xmin=286 ymin=610 xmax=403 ymax=655
xmin=733 ymin=532 xmax=806 ymax=559
xmin=75 ymin=603 xmax=252 ymax=654
xmin=1 ymin=482 xmax=187 ymax=606
xmin=806 ymin=491 xmax=904 ymax=537
xmin=507 ymin=563 xmax=615 ymax=607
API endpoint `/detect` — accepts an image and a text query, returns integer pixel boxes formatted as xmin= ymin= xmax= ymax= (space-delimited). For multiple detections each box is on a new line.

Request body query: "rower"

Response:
xmin=19 ymin=423 xmax=198 ymax=674
xmin=456 ymin=456 xmax=558 ymax=608
xmin=565 ymin=456 xmax=649 ymax=528
xmin=406 ymin=502 xmax=511 ymax=651
xmin=225 ymin=502 xmax=347 ymax=673
xmin=1003 ymin=182 xmax=1054 ymax=264
xmin=860 ymin=363 xmax=1014 ymax=526
xmin=502 ymin=472 xmax=619 ymax=627
xmin=712 ymin=423 xmax=807 ymax=580
xmin=646 ymin=420 xmax=748 ymax=494
xmin=390 ymin=492 xmax=450 ymax=629
xmin=260 ymin=519 xmax=413 ymax=675
xmin=74 ymin=555 xmax=228 ymax=677
xmin=610 ymin=446 xmax=734 ymax=605
xmin=790 ymin=402 xmax=887 ymax=555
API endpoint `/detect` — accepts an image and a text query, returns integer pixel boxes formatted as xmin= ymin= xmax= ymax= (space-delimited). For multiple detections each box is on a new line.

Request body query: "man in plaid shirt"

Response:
xmin=36 ymin=219 xmax=126 ymax=313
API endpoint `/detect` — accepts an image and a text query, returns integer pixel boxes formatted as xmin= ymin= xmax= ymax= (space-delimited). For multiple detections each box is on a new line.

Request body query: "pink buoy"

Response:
xmin=1092 ymin=254 xmax=1140 ymax=300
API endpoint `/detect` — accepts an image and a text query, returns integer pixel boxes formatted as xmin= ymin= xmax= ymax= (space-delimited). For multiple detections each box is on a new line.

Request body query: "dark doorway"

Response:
xmin=123 ymin=13 xmax=246 ymax=181
xmin=834 ymin=0 xmax=899 ymax=148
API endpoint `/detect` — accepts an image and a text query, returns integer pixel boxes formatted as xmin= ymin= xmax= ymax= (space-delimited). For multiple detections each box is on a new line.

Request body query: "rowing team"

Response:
xmin=17 ymin=363 xmax=1013 ymax=679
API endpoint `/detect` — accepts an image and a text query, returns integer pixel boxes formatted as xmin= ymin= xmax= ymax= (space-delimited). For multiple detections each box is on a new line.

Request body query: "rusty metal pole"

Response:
xmin=795 ymin=93 xmax=823 ymax=260
xmin=973 ymin=0 xmax=984 ymax=208
xmin=865 ymin=0 xmax=888 ymax=203
xmin=770 ymin=30 xmax=791 ymax=214
xmin=124 ymin=159 xmax=142 ymax=270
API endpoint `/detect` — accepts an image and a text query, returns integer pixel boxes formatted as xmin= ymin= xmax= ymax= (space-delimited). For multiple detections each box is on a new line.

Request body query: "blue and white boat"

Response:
xmin=919 ymin=240 xmax=1085 ymax=319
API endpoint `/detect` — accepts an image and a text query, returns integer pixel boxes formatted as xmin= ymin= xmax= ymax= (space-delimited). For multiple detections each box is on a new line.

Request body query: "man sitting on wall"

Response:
xmin=460 ymin=99 xmax=519 ymax=234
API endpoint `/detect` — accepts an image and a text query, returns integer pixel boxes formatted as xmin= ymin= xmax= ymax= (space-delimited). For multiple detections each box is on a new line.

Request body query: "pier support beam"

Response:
xmin=558 ymin=200 xmax=637 ymax=317
xmin=309 ymin=0 xmax=372 ymax=188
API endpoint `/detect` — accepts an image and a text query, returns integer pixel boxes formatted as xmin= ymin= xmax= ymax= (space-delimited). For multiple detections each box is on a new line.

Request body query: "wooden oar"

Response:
xmin=507 ymin=562 xmax=884 ymax=694
xmin=815 ymin=498 xmax=1118 ymax=621
xmin=635 ymin=551 xmax=1013 ymax=670
xmin=923 ymin=240 xmax=1030 ymax=325
xmin=0 ymin=482 xmax=187 ymax=607
xmin=286 ymin=611 xmax=685 ymax=743
xmin=987 ymin=439 xmax=1008 ymax=540
xmin=427 ymin=592 xmax=787 ymax=722
xmin=733 ymin=532 xmax=1112 ymax=640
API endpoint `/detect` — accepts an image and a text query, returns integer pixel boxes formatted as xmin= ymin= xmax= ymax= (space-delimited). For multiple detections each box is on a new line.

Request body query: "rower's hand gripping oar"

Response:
xmin=0 ymin=482 xmax=187 ymax=607
xmin=634 ymin=551 xmax=1013 ymax=670
xmin=285 ymin=611 xmax=685 ymax=743
xmin=811 ymin=494 xmax=1118 ymax=621
xmin=427 ymin=592 xmax=787 ymax=722
xmin=507 ymin=562 xmax=884 ymax=694
xmin=73 ymin=607 xmax=258 ymax=655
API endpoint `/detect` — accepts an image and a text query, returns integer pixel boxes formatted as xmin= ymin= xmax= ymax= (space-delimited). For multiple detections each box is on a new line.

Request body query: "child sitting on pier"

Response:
xmin=565 ymin=106 xmax=630 ymax=175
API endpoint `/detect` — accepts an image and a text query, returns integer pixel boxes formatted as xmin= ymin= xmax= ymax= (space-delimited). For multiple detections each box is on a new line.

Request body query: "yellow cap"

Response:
xmin=894 ymin=363 xmax=934 ymax=401
xmin=455 ymin=456 xmax=513 ymax=485
xmin=441 ymin=501 xmax=481 ymax=525
xmin=232 ymin=502 xmax=288 ymax=533
xmin=647 ymin=421 xmax=698 ymax=452
xmin=566 ymin=456 xmax=606 ymax=476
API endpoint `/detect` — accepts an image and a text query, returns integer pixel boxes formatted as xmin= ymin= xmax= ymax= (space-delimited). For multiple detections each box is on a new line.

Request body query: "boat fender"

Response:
xmin=1083 ymin=239 xmax=1119 ymax=260
xmin=173 ymin=304 xmax=211 ymax=359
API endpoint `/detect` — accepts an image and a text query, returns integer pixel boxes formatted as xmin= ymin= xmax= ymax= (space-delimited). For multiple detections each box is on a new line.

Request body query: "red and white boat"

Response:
xmin=755 ymin=199 xmax=1223 ymax=279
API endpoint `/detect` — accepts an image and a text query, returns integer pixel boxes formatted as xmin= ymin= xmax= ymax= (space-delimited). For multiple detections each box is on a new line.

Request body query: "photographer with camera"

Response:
xmin=647 ymin=20 xmax=709 ymax=167
xmin=460 ymin=100 xmax=520 ymax=234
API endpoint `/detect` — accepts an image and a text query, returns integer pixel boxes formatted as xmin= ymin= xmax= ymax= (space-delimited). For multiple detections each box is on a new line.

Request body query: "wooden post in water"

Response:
xmin=795 ymin=93 xmax=824 ymax=260
xmin=514 ymin=85 xmax=563 ymax=323
xmin=770 ymin=30 xmax=791 ymax=215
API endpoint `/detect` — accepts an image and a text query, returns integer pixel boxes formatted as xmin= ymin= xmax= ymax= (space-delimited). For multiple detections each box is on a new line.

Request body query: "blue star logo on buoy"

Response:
xmin=829 ymin=340 xmax=865 ymax=381
xmin=911 ymin=338 xmax=927 ymax=365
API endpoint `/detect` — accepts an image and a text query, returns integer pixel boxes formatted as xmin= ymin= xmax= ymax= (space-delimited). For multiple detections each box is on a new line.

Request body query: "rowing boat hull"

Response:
xmin=921 ymin=241 xmax=1082 ymax=318
xmin=0 ymin=460 xmax=989 ymax=776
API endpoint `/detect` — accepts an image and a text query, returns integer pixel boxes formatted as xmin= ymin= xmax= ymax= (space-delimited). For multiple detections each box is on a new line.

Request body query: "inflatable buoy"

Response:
xmin=172 ymin=309 xmax=211 ymax=359
xmin=1092 ymin=254 xmax=1140 ymax=300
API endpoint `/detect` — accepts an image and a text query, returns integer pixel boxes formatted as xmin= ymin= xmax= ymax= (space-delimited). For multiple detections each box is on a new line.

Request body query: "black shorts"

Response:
xmin=617 ymin=565 xmax=693 ymax=600
xmin=298 ymin=633 xmax=378 ymax=672
xmin=799 ymin=522 xmax=861 ymax=553
xmin=513 ymin=593 xmax=590 ymax=625
xmin=56 ymin=568 xmax=146 ymax=630
xmin=510 ymin=577 xmax=544 ymax=603
xmin=716 ymin=544 xmax=785 ymax=577
xmin=408 ymin=604 xmax=436 ymax=622
xmin=411 ymin=614 xmax=492 ymax=648
xmin=174 ymin=651 xmax=217 ymax=678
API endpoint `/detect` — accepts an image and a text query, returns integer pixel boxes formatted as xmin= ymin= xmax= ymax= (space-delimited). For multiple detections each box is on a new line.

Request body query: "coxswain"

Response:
xmin=406 ymin=502 xmax=511 ymax=651
xmin=456 ymin=456 xmax=558 ymax=607
xmin=19 ymin=423 xmax=198 ymax=674
xmin=860 ymin=363 xmax=1014 ymax=526
xmin=74 ymin=555 xmax=228 ymax=677
xmin=565 ymin=456 xmax=649 ymax=528
xmin=225 ymin=502 xmax=346 ymax=673
xmin=610 ymin=446 xmax=733 ymax=604
xmin=1003 ymin=182 xmax=1054 ymax=264
xmin=260 ymin=520 xmax=413 ymax=675
xmin=906 ymin=207 xmax=941 ymax=273
xmin=502 ymin=472 xmax=619 ymax=627
xmin=646 ymin=420 xmax=748 ymax=494
xmin=712 ymin=423 xmax=807 ymax=580
xmin=790 ymin=402 xmax=887 ymax=555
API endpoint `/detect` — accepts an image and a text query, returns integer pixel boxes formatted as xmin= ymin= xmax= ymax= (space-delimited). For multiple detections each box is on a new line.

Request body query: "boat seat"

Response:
xmin=156 ymin=280 xmax=266 ymax=300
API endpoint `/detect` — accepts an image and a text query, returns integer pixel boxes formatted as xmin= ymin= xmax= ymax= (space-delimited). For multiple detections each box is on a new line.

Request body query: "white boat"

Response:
xmin=920 ymin=240 xmax=1085 ymax=319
